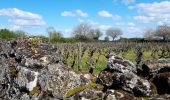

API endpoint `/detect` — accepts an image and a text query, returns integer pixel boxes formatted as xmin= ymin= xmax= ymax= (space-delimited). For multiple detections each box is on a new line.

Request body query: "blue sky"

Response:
xmin=0 ymin=0 xmax=170 ymax=39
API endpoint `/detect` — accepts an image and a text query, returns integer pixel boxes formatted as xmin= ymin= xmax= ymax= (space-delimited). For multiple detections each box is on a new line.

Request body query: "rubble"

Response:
xmin=0 ymin=39 xmax=89 ymax=99
xmin=142 ymin=59 xmax=170 ymax=94
xmin=0 ymin=39 xmax=170 ymax=99
xmin=97 ymin=54 xmax=152 ymax=97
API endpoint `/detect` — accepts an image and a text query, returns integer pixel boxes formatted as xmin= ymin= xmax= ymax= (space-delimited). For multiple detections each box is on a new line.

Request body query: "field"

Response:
xmin=48 ymin=41 xmax=170 ymax=75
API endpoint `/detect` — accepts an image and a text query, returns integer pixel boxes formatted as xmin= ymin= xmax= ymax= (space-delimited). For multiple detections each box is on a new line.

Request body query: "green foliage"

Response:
xmin=0 ymin=29 xmax=17 ymax=40
xmin=49 ymin=32 xmax=63 ymax=43
xmin=59 ymin=37 xmax=79 ymax=43
xmin=29 ymin=87 xmax=41 ymax=96
xmin=119 ymin=38 xmax=145 ymax=42
xmin=64 ymin=82 xmax=98 ymax=98
xmin=0 ymin=29 xmax=28 ymax=40
xmin=41 ymin=36 xmax=49 ymax=43
xmin=104 ymin=36 xmax=109 ymax=42
xmin=143 ymin=51 xmax=153 ymax=61
xmin=29 ymin=37 xmax=41 ymax=44
xmin=14 ymin=30 xmax=27 ymax=38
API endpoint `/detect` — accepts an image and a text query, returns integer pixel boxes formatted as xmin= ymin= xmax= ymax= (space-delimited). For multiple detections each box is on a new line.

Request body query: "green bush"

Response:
xmin=0 ymin=29 xmax=17 ymax=40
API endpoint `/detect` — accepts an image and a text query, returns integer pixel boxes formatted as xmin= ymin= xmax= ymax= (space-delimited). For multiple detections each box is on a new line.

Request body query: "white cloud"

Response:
xmin=61 ymin=11 xmax=75 ymax=17
xmin=98 ymin=25 xmax=112 ymax=32
xmin=77 ymin=19 xmax=111 ymax=32
xmin=126 ymin=26 xmax=142 ymax=34
xmin=113 ymin=0 xmax=135 ymax=5
xmin=63 ymin=29 xmax=72 ymax=33
xmin=87 ymin=19 xmax=111 ymax=31
xmin=127 ymin=22 xmax=135 ymax=27
xmin=11 ymin=25 xmax=22 ymax=30
xmin=98 ymin=10 xmax=112 ymax=17
xmin=133 ymin=16 xmax=154 ymax=23
xmin=0 ymin=8 xmax=46 ymax=30
xmin=132 ymin=1 xmax=170 ymax=24
xmin=115 ymin=22 xmax=125 ymax=26
xmin=10 ymin=19 xmax=46 ymax=26
xmin=0 ymin=8 xmax=42 ymax=20
xmin=62 ymin=28 xmax=73 ymax=37
xmin=98 ymin=10 xmax=121 ymax=20
xmin=87 ymin=19 xmax=99 ymax=25
xmin=128 ymin=6 xmax=135 ymax=9
xmin=75 ymin=9 xmax=88 ymax=17
xmin=61 ymin=9 xmax=88 ymax=17
xmin=122 ymin=0 xmax=135 ymax=5
xmin=77 ymin=18 xmax=84 ymax=23
xmin=112 ymin=15 xmax=121 ymax=20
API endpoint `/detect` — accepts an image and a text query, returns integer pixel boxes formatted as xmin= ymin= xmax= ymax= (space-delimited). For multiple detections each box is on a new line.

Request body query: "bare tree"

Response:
xmin=47 ymin=27 xmax=55 ymax=43
xmin=72 ymin=23 xmax=91 ymax=40
xmin=14 ymin=30 xmax=27 ymax=39
xmin=47 ymin=27 xmax=63 ymax=43
xmin=155 ymin=24 xmax=170 ymax=41
xmin=144 ymin=28 xmax=156 ymax=40
xmin=106 ymin=28 xmax=123 ymax=41
xmin=89 ymin=28 xmax=103 ymax=40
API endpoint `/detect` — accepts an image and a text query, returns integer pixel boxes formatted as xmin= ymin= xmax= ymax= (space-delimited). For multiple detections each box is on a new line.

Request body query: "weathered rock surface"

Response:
xmin=70 ymin=88 xmax=137 ymax=100
xmin=149 ymin=94 xmax=170 ymax=100
xmin=141 ymin=59 xmax=170 ymax=94
xmin=98 ymin=54 xmax=152 ymax=97
xmin=106 ymin=54 xmax=137 ymax=73
xmin=0 ymin=39 xmax=170 ymax=100
xmin=0 ymin=39 xmax=89 ymax=99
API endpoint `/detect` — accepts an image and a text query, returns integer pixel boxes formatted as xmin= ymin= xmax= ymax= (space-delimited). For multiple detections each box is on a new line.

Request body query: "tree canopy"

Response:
xmin=106 ymin=28 xmax=123 ymax=41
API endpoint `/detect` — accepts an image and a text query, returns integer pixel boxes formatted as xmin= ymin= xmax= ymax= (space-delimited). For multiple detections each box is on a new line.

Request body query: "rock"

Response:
xmin=97 ymin=54 xmax=152 ymax=97
xmin=106 ymin=54 xmax=137 ymax=74
xmin=141 ymin=58 xmax=170 ymax=76
xmin=16 ymin=67 xmax=39 ymax=91
xmin=0 ymin=39 xmax=89 ymax=99
xmin=20 ymin=93 xmax=30 ymax=100
xmin=1 ymin=39 xmax=170 ymax=99
xmin=104 ymin=90 xmax=136 ymax=100
xmin=70 ymin=87 xmax=136 ymax=100
xmin=38 ymin=64 xmax=89 ymax=99
xmin=70 ymin=87 xmax=104 ymax=100
xmin=97 ymin=71 xmax=152 ymax=97
xmin=152 ymin=72 xmax=170 ymax=94
xmin=149 ymin=94 xmax=170 ymax=100
xmin=141 ymin=59 xmax=170 ymax=94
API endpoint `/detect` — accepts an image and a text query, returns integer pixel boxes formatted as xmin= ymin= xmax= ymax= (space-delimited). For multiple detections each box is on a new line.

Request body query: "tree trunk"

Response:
xmin=112 ymin=36 xmax=117 ymax=41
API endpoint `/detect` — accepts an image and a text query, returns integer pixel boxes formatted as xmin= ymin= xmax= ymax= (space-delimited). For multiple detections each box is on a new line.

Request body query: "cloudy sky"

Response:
xmin=0 ymin=0 xmax=170 ymax=38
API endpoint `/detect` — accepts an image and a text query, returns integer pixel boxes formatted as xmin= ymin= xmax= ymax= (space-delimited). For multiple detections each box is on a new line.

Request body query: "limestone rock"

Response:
xmin=97 ymin=54 xmax=152 ymax=97
xmin=0 ymin=39 xmax=89 ymax=99
xmin=106 ymin=54 xmax=137 ymax=74
xmin=141 ymin=59 xmax=170 ymax=94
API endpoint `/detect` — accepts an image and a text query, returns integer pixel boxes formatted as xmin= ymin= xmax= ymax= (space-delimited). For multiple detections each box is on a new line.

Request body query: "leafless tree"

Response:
xmin=72 ymin=23 xmax=91 ymax=40
xmin=106 ymin=27 xmax=123 ymax=41
xmin=155 ymin=24 xmax=170 ymax=41
xmin=73 ymin=23 xmax=103 ymax=41
xmin=47 ymin=27 xmax=55 ymax=42
xmin=144 ymin=28 xmax=156 ymax=40
xmin=89 ymin=28 xmax=103 ymax=40
xmin=14 ymin=30 xmax=27 ymax=39
xmin=47 ymin=27 xmax=62 ymax=43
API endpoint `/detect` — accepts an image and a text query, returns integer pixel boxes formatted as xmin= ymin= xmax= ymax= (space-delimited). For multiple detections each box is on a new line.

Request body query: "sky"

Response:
xmin=0 ymin=0 xmax=170 ymax=39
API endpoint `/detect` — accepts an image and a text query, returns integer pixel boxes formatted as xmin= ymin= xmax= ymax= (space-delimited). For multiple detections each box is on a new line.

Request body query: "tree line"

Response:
xmin=46 ymin=23 xmax=123 ymax=42
xmin=0 ymin=23 xmax=170 ymax=42
xmin=144 ymin=24 xmax=170 ymax=41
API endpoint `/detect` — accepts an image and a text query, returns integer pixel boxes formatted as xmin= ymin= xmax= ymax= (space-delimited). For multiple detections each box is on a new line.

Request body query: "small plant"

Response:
xmin=64 ymin=82 xmax=98 ymax=98
xmin=29 ymin=86 xmax=41 ymax=97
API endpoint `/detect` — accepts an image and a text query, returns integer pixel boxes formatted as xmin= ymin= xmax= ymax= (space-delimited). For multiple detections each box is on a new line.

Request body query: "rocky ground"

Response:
xmin=0 ymin=39 xmax=170 ymax=100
